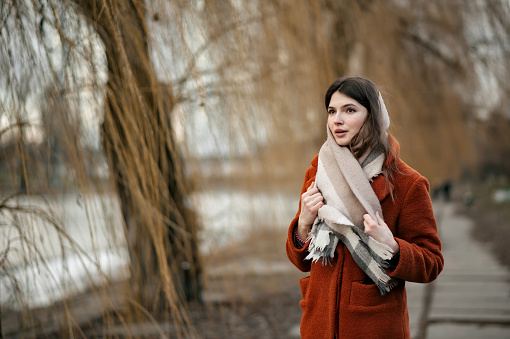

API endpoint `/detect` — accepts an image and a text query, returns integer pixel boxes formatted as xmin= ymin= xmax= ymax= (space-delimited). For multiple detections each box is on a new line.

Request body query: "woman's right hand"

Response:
xmin=298 ymin=181 xmax=324 ymax=240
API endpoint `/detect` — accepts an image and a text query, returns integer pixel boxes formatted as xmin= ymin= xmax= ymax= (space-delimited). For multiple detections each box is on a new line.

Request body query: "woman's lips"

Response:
xmin=335 ymin=129 xmax=347 ymax=137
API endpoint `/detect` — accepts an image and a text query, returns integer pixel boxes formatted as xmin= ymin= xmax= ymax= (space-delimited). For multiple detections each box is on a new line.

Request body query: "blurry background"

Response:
xmin=1 ymin=0 xmax=510 ymax=338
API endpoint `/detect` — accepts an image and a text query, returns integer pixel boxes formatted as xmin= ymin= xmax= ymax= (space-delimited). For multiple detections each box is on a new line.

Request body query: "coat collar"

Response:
xmin=374 ymin=134 xmax=399 ymax=201
xmin=385 ymin=134 xmax=400 ymax=168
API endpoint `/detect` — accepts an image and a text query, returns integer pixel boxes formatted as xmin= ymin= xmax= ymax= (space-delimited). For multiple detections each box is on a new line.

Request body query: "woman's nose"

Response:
xmin=334 ymin=112 xmax=344 ymax=124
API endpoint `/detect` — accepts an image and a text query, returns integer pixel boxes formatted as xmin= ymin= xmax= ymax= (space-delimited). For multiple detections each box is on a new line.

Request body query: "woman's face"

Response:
xmin=327 ymin=91 xmax=368 ymax=146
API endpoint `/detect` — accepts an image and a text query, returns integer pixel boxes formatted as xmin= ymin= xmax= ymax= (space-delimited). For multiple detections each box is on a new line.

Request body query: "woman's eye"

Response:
xmin=347 ymin=108 xmax=356 ymax=113
xmin=328 ymin=110 xmax=336 ymax=115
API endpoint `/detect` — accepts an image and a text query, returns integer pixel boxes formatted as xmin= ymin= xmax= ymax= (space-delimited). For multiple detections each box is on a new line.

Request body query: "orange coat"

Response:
xmin=286 ymin=136 xmax=444 ymax=339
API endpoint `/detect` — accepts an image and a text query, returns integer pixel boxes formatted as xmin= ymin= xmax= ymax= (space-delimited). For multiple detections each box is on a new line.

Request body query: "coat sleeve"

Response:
xmin=388 ymin=175 xmax=444 ymax=283
xmin=285 ymin=165 xmax=316 ymax=273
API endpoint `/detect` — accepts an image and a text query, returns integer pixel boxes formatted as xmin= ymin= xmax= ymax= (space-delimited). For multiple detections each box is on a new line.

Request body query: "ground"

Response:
xmin=461 ymin=184 xmax=510 ymax=270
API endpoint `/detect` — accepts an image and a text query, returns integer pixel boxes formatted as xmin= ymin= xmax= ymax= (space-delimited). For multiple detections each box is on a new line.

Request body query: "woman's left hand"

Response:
xmin=363 ymin=211 xmax=400 ymax=253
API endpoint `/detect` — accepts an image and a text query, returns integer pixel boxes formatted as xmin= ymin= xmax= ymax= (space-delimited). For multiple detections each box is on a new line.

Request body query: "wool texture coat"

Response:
xmin=286 ymin=135 xmax=444 ymax=339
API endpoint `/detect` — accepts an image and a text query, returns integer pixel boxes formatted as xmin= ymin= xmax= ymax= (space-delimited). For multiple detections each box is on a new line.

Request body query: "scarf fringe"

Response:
xmin=375 ymin=272 xmax=399 ymax=295
xmin=351 ymin=227 xmax=394 ymax=263
xmin=307 ymin=220 xmax=395 ymax=265
xmin=307 ymin=217 xmax=398 ymax=294
xmin=306 ymin=224 xmax=398 ymax=295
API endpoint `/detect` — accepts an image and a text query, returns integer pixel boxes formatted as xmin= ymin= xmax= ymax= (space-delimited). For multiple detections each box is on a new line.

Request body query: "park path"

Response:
xmin=407 ymin=202 xmax=510 ymax=339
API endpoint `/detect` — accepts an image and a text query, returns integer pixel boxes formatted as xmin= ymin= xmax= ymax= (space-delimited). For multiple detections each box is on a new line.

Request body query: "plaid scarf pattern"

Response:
xmin=305 ymin=127 xmax=398 ymax=295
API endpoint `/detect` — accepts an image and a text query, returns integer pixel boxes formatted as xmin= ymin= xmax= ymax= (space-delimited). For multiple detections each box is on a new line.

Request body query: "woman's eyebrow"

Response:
xmin=342 ymin=103 xmax=359 ymax=109
xmin=329 ymin=103 xmax=359 ymax=110
xmin=328 ymin=103 xmax=359 ymax=111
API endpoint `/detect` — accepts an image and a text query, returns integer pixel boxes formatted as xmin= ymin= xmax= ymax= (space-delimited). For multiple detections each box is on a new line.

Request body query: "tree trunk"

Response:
xmin=74 ymin=0 xmax=202 ymax=311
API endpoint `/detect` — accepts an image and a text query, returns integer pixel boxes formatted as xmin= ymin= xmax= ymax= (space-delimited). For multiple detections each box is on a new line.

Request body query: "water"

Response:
xmin=191 ymin=189 xmax=297 ymax=252
xmin=0 ymin=189 xmax=298 ymax=309
xmin=0 ymin=193 xmax=128 ymax=309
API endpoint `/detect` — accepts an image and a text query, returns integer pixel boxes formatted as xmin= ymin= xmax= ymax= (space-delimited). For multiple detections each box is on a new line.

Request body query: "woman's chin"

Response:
xmin=334 ymin=138 xmax=351 ymax=146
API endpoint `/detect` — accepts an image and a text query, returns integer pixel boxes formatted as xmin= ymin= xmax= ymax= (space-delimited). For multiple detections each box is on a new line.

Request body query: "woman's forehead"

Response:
xmin=329 ymin=91 xmax=363 ymax=107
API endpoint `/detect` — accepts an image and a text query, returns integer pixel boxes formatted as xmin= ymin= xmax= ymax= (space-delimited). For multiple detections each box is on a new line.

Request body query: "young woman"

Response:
xmin=286 ymin=76 xmax=444 ymax=338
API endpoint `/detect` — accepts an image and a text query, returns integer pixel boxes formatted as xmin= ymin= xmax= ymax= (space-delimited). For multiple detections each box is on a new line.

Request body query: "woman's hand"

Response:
xmin=363 ymin=211 xmax=399 ymax=253
xmin=298 ymin=181 xmax=324 ymax=240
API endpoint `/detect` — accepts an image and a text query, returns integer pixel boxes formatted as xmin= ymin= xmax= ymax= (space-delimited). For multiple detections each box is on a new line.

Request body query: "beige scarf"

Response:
xmin=305 ymin=126 xmax=398 ymax=295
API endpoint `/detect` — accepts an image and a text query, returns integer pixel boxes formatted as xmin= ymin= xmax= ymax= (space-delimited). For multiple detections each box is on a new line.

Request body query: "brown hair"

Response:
xmin=325 ymin=76 xmax=398 ymax=195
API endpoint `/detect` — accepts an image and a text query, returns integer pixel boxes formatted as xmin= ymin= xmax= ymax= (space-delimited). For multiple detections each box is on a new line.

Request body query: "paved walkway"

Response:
xmin=407 ymin=202 xmax=510 ymax=338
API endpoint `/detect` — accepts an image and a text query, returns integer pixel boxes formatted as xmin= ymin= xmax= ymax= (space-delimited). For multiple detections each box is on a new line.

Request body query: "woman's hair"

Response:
xmin=325 ymin=76 xmax=398 ymax=194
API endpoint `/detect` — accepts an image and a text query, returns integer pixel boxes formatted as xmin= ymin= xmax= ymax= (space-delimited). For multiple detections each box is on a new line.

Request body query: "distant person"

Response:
xmin=443 ymin=180 xmax=452 ymax=201
xmin=286 ymin=76 xmax=444 ymax=338
xmin=432 ymin=180 xmax=453 ymax=201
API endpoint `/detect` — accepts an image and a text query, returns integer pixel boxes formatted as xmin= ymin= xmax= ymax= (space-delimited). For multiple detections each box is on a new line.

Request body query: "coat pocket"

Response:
xmin=299 ymin=276 xmax=310 ymax=309
xmin=349 ymin=280 xmax=397 ymax=308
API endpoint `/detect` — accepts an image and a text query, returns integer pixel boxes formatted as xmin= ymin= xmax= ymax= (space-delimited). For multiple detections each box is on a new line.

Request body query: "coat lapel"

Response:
xmin=372 ymin=174 xmax=392 ymax=202
xmin=371 ymin=133 xmax=399 ymax=202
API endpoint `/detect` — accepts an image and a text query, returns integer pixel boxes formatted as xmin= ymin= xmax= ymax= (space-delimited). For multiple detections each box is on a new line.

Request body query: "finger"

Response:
xmin=304 ymin=193 xmax=321 ymax=203
xmin=363 ymin=220 xmax=372 ymax=231
xmin=363 ymin=213 xmax=374 ymax=222
xmin=311 ymin=201 xmax=324 ymax=211
xmin=307 ymin=181 xmax=315 ymax=191
xmin=308 ymin=187 xmax=320 ymax=195
xmin=306 ymin=199 xmax=323 ymax=213
xmin=375 ymin=211 xmax=383 ymax=221
xmin=363 ymin=214 xmax=377 ymax=228
xmin=301 ymin=188 xmax=315 ymax=199
xmin=309 ymin=193 xmax=323 ymax=204
xmin=375 ymin=212 xmax=386 ymax=225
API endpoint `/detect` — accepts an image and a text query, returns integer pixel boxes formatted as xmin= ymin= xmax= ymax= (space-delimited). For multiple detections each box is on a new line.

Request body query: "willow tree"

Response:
xmin=1 ymin=0 xmax=202 ymax=318
xmin=69 ymin=0 xmax=203 ymax=310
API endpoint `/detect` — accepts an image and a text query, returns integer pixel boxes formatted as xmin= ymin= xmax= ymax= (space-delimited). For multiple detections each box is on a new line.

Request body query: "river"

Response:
xmin=0 ymin=189 xmax=297 ymax=309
